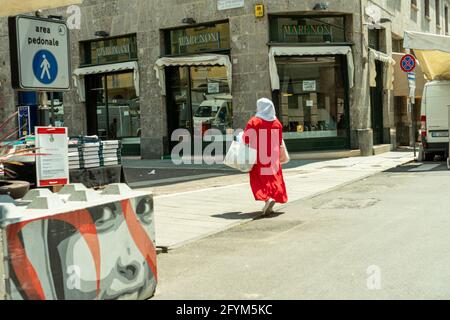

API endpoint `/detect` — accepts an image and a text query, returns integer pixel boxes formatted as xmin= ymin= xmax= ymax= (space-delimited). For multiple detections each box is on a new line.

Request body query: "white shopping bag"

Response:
xmin=223 ymin=141 xmax=257 ymax=172
xmin=280 ymin=140 xmax=290 ymax=165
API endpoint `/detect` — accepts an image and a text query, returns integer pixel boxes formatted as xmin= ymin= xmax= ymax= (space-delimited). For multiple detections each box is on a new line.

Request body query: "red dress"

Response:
xmin=243 ymin=117 xmax=288 ymax=204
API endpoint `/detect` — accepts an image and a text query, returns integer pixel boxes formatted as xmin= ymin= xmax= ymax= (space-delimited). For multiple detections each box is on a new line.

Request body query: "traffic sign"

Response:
xmin=33 ymin=50 xmax=59 ymax=85
xmin=400 ymin=54 xmax=416 ymax=73
xmin=407 ymin=72 xmax=416 ymax=81
xmin=8 ymin=15 xmax=70 ymax=91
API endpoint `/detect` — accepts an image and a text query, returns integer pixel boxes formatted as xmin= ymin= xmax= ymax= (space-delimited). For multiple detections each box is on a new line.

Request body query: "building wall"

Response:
xmin=0 ymin=19 xmax=17 ymax=136
xmin=1 ymin=0 xmax=449 ymax=158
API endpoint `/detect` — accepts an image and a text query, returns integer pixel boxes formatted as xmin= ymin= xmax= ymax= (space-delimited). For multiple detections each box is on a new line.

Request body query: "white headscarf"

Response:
xmin=255 ymin=98 xmax=277 ymax=122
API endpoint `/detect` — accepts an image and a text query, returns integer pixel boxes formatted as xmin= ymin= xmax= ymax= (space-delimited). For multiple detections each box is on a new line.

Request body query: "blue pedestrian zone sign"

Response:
xmin=33 ymin=50 xmax=58 ymax=85
xmin=8 ymin=15 xmax=70 ymax=91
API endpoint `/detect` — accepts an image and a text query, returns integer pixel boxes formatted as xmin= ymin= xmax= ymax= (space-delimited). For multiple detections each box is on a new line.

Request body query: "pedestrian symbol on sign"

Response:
xmin=40 ymin=54 xmax=51 ymax=81
xmin=33 ymin=50 xmax=58 ymax=85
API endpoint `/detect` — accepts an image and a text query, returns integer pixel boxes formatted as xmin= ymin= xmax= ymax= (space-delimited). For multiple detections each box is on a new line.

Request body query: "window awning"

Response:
xmin=0 ymin=0 xmax=83 ymax=16
xmin=404 ymin=31 xmax=450 ymax=80
xmin=269 ymin=46 xmax=355 ymax=91
xmin=154 ymin=54 xmax=232 ymax=96
xmin=369 ymin=49 xmax=396 ymax=90
xmin=73 ymin=61 xmax=139 ymax=102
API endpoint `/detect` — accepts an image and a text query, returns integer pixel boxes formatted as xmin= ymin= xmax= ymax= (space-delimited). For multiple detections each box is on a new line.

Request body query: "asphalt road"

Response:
xmin=153 ymin=161 xmax=450 ymax=300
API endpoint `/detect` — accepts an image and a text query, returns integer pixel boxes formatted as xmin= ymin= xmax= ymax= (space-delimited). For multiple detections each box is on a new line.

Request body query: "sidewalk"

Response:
xmin=137 ymin=151 xmax=414 ymax=250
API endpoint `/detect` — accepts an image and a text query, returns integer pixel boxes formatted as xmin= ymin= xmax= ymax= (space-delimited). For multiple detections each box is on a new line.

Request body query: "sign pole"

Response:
xmin=401 ymin=52 xmax=417 ymax=160
xmin=412 ymin=97 xmax=417 ymax=159
xmin=50 ymin=91 xmax=55 ymax=127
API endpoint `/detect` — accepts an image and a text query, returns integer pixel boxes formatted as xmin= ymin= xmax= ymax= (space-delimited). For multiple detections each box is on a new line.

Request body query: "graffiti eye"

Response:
xmin=136 ymin=198 xmax=153 ymax=225
xmin=95 ymin=207 xmax=117 ymax=232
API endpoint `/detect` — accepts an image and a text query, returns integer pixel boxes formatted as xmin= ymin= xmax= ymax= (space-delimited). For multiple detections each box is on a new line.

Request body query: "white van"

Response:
xmin=193 ymin=99 xmax=232 ymax=135
xmin=419 ymin=80 xmax=450 ymax=161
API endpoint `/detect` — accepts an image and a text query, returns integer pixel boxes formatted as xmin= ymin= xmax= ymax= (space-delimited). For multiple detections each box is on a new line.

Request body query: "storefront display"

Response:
xmin=158 ymin=21 xmax=233 ymax=154
xmin=269 ymin=15 xmax=352 ymax=151
xmin=74 ymin=34 xmax=140 ymax=156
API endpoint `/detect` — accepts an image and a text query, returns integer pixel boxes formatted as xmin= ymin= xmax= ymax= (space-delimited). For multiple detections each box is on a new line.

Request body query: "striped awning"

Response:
xmin=73 ymin=61 xmax=140 ymax=102
xmin=0 ymin=0 xmax=83 ymax=16
xmin=154 ymin=54 xmax=232 ymax=95
xmin=369 ymin=49 xmax=396 ymax=90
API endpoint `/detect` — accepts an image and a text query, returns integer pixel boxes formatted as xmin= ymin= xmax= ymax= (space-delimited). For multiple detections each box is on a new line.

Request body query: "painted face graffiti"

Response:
xmin=5 ymin=196 xmax=157 ymax=300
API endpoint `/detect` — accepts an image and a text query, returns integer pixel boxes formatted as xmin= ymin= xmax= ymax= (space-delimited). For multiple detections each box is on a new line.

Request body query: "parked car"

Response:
xmin=419 ymin=80 xmax=450 ymax=161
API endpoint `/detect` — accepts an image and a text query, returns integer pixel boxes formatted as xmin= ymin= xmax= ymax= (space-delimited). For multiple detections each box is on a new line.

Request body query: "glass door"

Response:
xmin=86 ymin=74 xmax=108 ymax=139
xmin=166 ymin=66 xmax=192 ymax=134
xmin=105 ymin=72 xmax=140 ymax=139
xmin=370 ymin=61 xmax=384 ymax=145
xmin=85 ymin=71 xmax=140 ymax=141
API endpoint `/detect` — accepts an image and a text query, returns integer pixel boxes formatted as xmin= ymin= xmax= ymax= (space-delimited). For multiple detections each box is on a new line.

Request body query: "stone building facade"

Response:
xmin=0 ymin=0 xmax=449 ymax=158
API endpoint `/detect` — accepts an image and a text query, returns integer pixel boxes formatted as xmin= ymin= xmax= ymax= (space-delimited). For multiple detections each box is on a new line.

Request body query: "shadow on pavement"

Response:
xmin=212 ymin=211 xmax=261 ymax=220
xmin=254 ymin=212 xmax=286 ymax=220
xmin=385 ymin=161 xmax=449 ymax=173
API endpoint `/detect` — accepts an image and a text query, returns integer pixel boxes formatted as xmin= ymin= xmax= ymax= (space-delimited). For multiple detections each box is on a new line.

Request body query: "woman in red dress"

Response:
xmin=243 ymin=98 xmax=288 ymax=215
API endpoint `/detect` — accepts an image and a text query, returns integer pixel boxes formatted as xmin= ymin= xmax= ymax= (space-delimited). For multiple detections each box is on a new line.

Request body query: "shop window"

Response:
xmin=368 ymin=29 xmax=381 ymax=50
xmin=275 ymin=56 xmax=348 ymax=141
xmin=425 ymin=0 xmax=431 ymax=19
xmin=436 ymin=0 xmax=441 ymax=27
xmin=166 ymin=65 xmax=233 ymax=150
xmin=86 ymin=71 xmax=140 ymax=140
xmin=269 ymin=15 xmax=346 ymax=44
xmin=445 ymin=6 xmax=449 ymax=34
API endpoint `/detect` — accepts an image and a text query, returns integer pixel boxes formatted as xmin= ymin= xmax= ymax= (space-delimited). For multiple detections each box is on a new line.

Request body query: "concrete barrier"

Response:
xmin=0 ymin=184 xmax=157 ymax=300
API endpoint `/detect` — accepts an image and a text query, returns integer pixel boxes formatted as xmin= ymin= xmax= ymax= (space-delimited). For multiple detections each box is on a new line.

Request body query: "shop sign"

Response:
xmin=269 ymin=16 xmax=346 ymax=43
xmin=36 ymin=127 xmax=69 ymax=187
xmin=283 ymin=24 xmax=332 ymax=37
xmin=303 ymin=80 xmax=317 ymax=92
xmin=8 ymin=15 xmax=70 ymax=91
xmin=218 ymin=0 xmax=244 ymax=10
xmin=96 ymin=43 xmax=131 ymax=59
xmin=166 ymin=22 xmax=230 ymax=55
xmin=81 ymin=34 xmax=137 ymax=66
xmin=179 ymin=32 xmax=220 ymax=47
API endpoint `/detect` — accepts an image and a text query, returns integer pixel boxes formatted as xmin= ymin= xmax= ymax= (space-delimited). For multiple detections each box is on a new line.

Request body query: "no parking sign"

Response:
xmin=8 ymin=15 xmax=70 ymax=91
xmin=400 ymin=54 xmax=417 ymax=73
